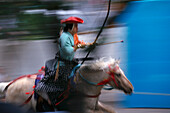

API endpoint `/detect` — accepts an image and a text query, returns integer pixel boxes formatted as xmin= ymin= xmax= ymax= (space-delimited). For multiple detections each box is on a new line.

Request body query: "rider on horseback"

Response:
xmin=34 ymin=17 xmax=87 ymax=111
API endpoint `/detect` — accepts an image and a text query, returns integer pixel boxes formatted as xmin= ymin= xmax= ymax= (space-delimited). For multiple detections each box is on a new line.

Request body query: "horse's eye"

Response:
xmin=117 ymin=74 xmax=121 ymax=77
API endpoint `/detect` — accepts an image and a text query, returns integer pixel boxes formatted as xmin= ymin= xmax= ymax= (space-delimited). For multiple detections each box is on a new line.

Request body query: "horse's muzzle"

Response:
xmin=124 ymin=87 xmax=133 ymax=95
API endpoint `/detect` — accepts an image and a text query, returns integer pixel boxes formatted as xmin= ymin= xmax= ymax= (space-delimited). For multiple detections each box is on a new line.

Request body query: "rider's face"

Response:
xmin=72 ymin=23 xmax=78 ymax=34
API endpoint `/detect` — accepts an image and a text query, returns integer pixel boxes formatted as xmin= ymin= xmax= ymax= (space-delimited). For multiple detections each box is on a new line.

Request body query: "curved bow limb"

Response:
xmin=81 ymin=0 xmax=111 ymax=65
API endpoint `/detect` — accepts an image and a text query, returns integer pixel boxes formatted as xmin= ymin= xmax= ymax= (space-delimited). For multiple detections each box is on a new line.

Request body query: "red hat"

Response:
xmin=61 ymin=16 xmax=84 ymax=24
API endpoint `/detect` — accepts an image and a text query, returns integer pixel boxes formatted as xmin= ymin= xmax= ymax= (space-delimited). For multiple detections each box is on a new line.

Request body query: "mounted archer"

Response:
xmin=34 ymin=16 xmax=90 ymax=111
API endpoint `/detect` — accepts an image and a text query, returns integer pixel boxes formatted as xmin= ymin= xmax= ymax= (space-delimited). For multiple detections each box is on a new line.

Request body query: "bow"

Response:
xmin=81 ymin=0 xmax=111 ymax=64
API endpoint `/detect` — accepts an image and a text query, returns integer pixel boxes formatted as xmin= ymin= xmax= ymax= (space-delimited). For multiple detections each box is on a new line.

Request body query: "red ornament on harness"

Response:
xmin=108 ymin=65 xmax=119 ymax=87
xmin=61 ymin=16 xmax=84 ymax=24
xmin=96 ymin=65 xmax=119 ymax=87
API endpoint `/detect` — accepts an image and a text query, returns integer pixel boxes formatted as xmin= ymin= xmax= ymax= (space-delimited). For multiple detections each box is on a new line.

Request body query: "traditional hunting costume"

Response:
xmin=34 ymin=17 xmax=85 ymax=110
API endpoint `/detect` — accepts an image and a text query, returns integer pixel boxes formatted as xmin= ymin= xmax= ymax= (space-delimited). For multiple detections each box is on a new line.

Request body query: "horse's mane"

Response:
xmin=81 ymin=57 xmax=118 ymax=71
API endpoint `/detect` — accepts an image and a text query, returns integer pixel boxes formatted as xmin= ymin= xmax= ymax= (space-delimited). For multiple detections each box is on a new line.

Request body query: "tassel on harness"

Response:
xmin=54 ymin=61 xmax=60 ymax=81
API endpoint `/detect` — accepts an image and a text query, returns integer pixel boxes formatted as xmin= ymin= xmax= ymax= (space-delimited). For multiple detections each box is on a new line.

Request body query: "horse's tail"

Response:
xmin=0 ymin=82 xmax=10 ymax=99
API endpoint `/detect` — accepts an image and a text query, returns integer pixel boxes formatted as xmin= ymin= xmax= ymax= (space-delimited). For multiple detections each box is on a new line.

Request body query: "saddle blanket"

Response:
xmin=34 ymin=74 xmax=44 ymax=99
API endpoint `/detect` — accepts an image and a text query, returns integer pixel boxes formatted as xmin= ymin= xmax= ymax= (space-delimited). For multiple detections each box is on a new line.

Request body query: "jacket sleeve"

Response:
xmin=60 ymin=36 xmax=74 ymax=55
xmin=74 ymin=33 xmax=85 ymax=45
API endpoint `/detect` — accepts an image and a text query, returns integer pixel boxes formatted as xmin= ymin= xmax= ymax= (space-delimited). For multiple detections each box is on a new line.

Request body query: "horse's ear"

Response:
xmin=97 ymin=57 xmax=104 ymax=63
xmin=109 ymin=56 xmax=112 ymax=60
xmin=116 ymin=58 xmax=120 ymax=64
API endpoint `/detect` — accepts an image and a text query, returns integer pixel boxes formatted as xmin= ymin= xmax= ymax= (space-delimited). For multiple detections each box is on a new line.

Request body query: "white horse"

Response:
xmin=0 ymin=58 xmax=133 ymax=113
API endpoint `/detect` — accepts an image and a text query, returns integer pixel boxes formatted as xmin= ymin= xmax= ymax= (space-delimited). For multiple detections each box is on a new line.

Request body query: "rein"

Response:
xmin=78 ymin=64 xmax=119 ymax=87
xmin=79 ymin=71 xmax=104 ymax=86
xmin=77 ymin=64 xmax=119 ymax=98
xmin=77 ymin=64 xmax=119 ymax=97
xmin=85 ymin=92 xmax=101 ymax=98
xmin=77 ymin=70 xmax=109 ymax=98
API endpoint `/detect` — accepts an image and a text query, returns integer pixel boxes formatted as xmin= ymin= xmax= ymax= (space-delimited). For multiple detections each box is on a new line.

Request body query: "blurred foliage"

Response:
xmin=0 ymin=0 xmax=71 ymax=40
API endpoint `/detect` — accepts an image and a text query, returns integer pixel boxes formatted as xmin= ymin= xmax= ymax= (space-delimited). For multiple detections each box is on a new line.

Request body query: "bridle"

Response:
xmin=106 ymin=64 xmax=119 ymax=87
xmin=78 ymin=64 xmax=120 ymax=98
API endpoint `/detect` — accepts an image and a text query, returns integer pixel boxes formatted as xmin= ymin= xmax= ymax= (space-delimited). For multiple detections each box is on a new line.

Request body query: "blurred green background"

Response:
xmin=0 ymin=0 xmax=71 ymax=40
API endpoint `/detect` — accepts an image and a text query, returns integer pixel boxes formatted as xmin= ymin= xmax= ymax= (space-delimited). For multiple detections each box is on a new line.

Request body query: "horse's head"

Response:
xmin=104 ymin=59 xmax=133 ymax=95
xmin=77 ymin=58 xmax=133 ymax=95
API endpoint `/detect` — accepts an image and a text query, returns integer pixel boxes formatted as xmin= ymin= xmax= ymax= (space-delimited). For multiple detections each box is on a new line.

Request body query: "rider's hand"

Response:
xmin=74 ymin=43 xmax=93 ymax=51
xmin=73 ymin=45 xmax=78 ymax=51
xmin=86 ymin=43 xmax=93 ymax=46
xmin=77 ymin=44 xmax=86 ymax=48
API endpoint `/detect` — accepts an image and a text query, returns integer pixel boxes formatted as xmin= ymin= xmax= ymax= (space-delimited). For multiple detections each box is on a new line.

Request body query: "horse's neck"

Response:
xmin=75 ymin=68 xmax=105 ymax=111
xmin=76 ymin=69 xmax=104 ymax=94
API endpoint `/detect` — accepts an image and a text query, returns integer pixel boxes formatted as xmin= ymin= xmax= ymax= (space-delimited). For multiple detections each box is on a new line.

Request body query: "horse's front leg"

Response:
xmin=97 ymin=101 xmax=117 ymax=113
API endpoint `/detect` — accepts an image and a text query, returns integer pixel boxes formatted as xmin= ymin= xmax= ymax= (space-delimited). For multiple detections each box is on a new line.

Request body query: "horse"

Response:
xmin=0 ymin=58 xmax=133 ymax=113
